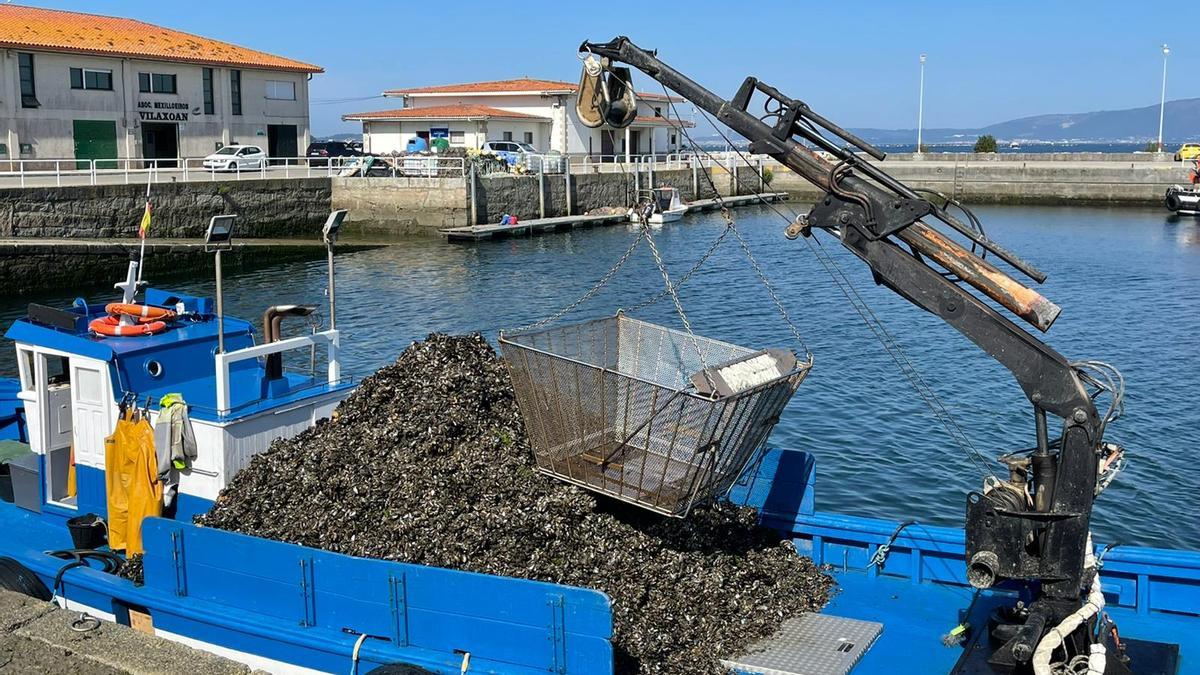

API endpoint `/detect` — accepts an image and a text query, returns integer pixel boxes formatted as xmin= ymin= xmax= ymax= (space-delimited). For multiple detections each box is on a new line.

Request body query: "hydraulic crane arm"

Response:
xmin=579 ymin=36 xmax=1120 ymax=670
xmin=579 ymin=36 xmax=1098 ymax=435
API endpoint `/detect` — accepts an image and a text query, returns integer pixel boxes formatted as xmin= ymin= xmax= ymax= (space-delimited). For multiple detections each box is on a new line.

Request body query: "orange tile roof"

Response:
xmin=343 ymin=104 xmax=549 ymax=122
xmin=0 ymin=4 xmax=322 ymax=73
xmin=385 ymin=77 xmax=680 ymax=101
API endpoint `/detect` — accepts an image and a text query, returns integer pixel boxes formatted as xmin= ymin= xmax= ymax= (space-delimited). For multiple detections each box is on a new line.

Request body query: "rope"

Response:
xmin=349 ymin=632 xmax=368 ymax=675
xmin=664 ymin=86 xmax=996 ymax=480
xmin=868 ymin=520 xmax=917 ymax=568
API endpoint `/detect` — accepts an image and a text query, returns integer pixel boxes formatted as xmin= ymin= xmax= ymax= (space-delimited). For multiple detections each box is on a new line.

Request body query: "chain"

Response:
xmin=506 ymin=229 xmax=646 ymax=334
xmin=641 ymin=227 xmax=715 ymax=389
xmin=625 ymin=219 xmax=733 ymax=314
xmin=726 ymin=220 xmax=812 ymax=360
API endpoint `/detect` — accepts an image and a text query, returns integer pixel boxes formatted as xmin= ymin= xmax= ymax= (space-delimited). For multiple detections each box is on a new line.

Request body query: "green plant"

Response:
xmin=1144 ymin=140 xmax=1160 ymax=152
xmin=973 ymin=135 xmax=997 ymax=153
xmin=761 ymin=167 xmax=774 ymax=185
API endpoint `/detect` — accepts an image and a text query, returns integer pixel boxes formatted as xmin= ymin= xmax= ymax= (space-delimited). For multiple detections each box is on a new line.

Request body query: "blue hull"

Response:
xmin=1 ymin=447 xmax=1196 ymax=674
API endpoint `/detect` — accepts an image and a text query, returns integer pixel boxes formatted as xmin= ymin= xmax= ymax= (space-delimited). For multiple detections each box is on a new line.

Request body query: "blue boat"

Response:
xmin=0 ymin=212 xmax=1196 ymax=674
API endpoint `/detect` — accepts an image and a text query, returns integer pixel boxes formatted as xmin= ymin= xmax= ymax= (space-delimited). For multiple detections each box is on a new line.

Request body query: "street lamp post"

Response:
xmin=917 ymin=53 xmax=927 ymax=154
xmin=1158 ymin=44 xmax=1169 ymax=153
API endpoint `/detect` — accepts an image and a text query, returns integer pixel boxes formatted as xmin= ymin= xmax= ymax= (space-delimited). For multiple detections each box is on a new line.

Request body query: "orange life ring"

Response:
xmin=89 ymin=315 xmax=169 ymax=337
xmin=104 ymin=303 xmax=176 ymax=323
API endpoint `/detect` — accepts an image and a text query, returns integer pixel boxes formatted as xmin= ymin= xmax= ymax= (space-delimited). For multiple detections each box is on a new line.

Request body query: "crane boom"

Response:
xmin=579 ymin=35 xmax=1121 ymax=673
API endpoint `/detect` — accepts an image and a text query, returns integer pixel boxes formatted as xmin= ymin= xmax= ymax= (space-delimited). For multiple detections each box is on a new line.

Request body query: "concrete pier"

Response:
xmin=0 ymin=238 xmax=383 ymax=294
xmin=440 ymin=193 xmax=788 ymax=242
xmin=0 ymin=589 xmax=248 ymax=674
xmin=763 ymin=156 xmax=1189 ymax=205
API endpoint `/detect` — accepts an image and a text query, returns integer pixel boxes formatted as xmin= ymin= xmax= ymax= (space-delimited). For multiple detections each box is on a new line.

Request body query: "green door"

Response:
xmin=73 ymin=120 xmax=118 ymax=170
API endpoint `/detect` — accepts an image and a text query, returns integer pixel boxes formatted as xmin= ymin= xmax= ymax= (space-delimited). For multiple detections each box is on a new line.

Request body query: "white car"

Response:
xmin=480 ymin=140 xmax=537 ymax=165
xmin=202 ymin=145 xmax=266 ymax=171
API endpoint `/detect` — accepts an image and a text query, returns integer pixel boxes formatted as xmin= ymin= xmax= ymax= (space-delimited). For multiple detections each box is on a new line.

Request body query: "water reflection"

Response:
xmin=2 ymin=203 xmax=1196 ymax=548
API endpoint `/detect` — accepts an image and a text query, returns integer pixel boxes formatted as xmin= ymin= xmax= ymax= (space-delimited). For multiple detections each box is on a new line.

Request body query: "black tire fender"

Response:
xmin=0 ymin=556 xmax=52 ymax=601
xmin=1165 ymin=191 xmax=1182 ymax=212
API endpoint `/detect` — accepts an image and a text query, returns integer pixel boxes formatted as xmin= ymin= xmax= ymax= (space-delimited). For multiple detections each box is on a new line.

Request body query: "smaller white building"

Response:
xmin=344 ymin=78 xmax=693 ymax=158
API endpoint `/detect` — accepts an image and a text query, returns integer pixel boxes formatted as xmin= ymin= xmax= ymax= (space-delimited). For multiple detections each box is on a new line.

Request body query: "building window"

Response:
xmin=523 ymin=132 xmax=534 ymax=144
xmin=202 ymin=68 xmax=215 ymax=114
xmin=18 ymin=52 xmax=38 ymax=108
xmin=670 ymin=134 xmax=677 ymax=146
xmin=449 ymin=130 xmax=465 ymax=145
xmin=654 ymin=106 xmax=662 ymax=117
xmin=230 ymin=70 xmax=242 ymax=116
xmin=265 ymin=80 xmax=295 ymax=101
xmin=138 ymin=72 xmax=177 ymax=94
xmin=70 ymin=67 xmax=113 ymax=91
xmin=502 ymin=131 xmax=513 ymax=141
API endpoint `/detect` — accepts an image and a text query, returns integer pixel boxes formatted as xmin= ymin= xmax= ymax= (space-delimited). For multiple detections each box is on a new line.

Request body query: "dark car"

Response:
xmin=307 ymin=141 xmax=361 ymax=166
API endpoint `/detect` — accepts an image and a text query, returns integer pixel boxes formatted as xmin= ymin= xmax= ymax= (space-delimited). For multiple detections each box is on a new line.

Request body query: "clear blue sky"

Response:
xmin=28 ymin=0 xmax=1200 ymax=135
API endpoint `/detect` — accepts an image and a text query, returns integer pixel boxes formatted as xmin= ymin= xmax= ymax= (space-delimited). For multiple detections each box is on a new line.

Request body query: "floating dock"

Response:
xmin=440 ymin=192 xmax=789 ymax=242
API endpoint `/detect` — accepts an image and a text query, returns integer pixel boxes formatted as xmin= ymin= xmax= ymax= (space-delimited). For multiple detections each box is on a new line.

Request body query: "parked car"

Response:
xmin=307 ymin=141 xmax=361 ymax=166
xmin=202 ymin=145 xmax=266 ymax=171
xmin=481 ymin=140 xmax=537 ymax=166
xmin=1173 ymin=143 xmax=1200 ymax=162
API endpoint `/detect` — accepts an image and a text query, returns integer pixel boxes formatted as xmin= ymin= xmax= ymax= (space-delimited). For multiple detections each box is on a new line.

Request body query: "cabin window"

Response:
xmin=73 ymin=366 xmax=103 ymax=404
xmin=144 ymin=360 xmax=163 ymax=378
xmin=17 ymin=349 xmax=35 ymax=392
xmin=18 ymin=52 xmax=38 ymax=108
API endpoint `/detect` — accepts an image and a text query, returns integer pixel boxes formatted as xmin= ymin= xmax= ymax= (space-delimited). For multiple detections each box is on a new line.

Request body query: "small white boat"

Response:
xmin=1165 ymin=184 xmax=1200 ymax=215
xmin=630 ymin=187 xmax=687 ymax=225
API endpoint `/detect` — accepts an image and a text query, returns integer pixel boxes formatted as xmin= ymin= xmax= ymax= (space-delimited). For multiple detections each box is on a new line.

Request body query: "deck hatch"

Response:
xmin=720 ymin=614 xmax=882 ymax=675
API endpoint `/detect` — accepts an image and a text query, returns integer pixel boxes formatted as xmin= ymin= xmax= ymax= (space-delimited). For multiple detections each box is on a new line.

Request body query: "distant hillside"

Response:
xmin=852 ymin=98 xmax=1200 ymax=145
xmin=315 ymin=132 xmax=362 ymax=142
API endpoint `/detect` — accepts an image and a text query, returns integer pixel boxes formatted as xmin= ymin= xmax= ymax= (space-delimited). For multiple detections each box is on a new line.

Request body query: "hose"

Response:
xmin=1031 ymin=533 xmax=1104 ymax=675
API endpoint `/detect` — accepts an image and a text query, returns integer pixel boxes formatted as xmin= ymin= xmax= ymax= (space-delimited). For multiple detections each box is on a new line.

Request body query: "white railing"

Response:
xmin=0 ymin=155 xmax=468 ymax=188
xmin=214 ymin=329 xmax=340 ymax=415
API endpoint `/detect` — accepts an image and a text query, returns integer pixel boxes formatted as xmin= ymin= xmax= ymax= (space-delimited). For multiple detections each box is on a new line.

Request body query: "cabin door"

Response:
xmin=69 ymin=360 xmax=110 ymax=511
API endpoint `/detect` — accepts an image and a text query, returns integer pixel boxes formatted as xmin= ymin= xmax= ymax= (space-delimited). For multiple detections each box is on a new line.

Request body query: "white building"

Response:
xmin=0 ymin=4 xmax=322 ymax=166
xmin=344 ymin=78 xmax=693 ymax=159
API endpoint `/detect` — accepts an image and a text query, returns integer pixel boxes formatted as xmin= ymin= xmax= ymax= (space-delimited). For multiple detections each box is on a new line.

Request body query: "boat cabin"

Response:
xmin=3 ymin=212 xmax=354 ymax=525
xmin=5 ymin=289 xmax=351 ymax=523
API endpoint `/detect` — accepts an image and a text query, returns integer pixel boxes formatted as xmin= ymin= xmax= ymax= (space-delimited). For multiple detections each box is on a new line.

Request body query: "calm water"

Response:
xmin=3 ymin=204 xmax=1198 ymax=549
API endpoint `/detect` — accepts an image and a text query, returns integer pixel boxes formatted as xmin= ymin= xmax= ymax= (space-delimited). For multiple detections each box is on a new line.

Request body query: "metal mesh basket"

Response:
xmin=499 ymin=314 xmax=810 ymax=517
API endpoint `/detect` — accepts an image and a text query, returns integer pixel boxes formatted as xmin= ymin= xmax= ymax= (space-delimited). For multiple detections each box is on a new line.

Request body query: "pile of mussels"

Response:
xmin=198 ymin=333 xmax=831 ymax=674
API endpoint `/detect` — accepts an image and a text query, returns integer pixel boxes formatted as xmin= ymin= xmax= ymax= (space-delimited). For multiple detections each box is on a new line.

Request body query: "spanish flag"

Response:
xmin=138 ymin=201 xmax=151 ymax=239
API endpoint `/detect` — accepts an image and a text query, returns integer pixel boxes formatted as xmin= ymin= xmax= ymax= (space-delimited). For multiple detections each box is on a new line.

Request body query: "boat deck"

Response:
xmin=441 ymin=193 xmax=789 ymax=241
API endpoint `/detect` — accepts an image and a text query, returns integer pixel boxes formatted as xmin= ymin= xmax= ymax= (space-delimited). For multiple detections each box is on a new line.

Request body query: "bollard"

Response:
xmin=468 ymin=164 xmax=478 ymax=226
xmin=538 ymin=169 xmax=546 ymax=219
xmin=565 ymin=171 xmax=572 ymax=216
xmin=692 ymin=156 xmax=699 ymax=199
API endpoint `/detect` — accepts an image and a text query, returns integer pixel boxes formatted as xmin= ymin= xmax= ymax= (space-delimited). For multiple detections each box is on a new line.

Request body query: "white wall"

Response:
xmin=362 ymin=118 xmax=550 ymax=154
xmin=0 ymin=48 xmax=313 ymax=162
